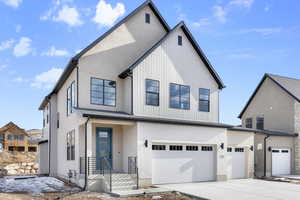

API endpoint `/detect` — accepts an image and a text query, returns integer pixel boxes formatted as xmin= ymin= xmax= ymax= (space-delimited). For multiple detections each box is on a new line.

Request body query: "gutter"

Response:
xmin=83 ymin=117 xmax=90 ymax=191
xmin=263 ymin=135 xmax=270 ymax=177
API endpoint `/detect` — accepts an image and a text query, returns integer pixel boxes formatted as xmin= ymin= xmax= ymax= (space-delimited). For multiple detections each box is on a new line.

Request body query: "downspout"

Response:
xmin=48 ymin=98 xmax=52 ymax=175
xmin=263 ymin=135 xmax=270 ymax=177
xmin=83 ymin=117 xmax=90 ymax=191
xmin=130 ymin=75 xmax=133 ymax=115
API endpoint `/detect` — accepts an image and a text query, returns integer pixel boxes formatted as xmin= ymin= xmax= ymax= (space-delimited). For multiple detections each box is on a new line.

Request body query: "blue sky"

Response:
xmin=0 ymin=0 xmax=300 ymax=129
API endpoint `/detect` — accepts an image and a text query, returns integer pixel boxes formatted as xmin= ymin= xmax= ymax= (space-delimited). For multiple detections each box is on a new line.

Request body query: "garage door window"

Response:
xmin=272 ymin=150 xmax=279 ymax=153
xmin=227 ymin=147 xmax=232 ymax=152
xmin=282 ymin=150 xmax=289 ymax=153
xmin=186 ymin=146 xmax=198 ymax=151
xmin=202 ymin=146 xmax=213 ymax=151
xmin=170 ymin=145 xmax=183 ymax=151
xmin=235 ymin=148 xmax=244 ymax=152
xmin=152 ymin=145 xmax=166 ymax=151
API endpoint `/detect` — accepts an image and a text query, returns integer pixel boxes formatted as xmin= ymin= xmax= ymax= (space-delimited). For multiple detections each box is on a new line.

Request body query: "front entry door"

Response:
xmin=96 ymin=127 xmax=112 ymax=170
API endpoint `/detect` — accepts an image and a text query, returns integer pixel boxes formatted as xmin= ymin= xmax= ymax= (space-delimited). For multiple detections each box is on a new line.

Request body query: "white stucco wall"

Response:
xmin=38 ymin=142 xmax=49 ymax=174
xmin=133 ymin=27 xmax=220 ymax=122
xmin=136 ymin=122 xmax=227 ymax=184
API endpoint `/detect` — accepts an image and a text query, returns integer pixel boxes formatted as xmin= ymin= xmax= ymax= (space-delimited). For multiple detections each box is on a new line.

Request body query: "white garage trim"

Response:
xmin=152 ymin=143 xmax=217 ymax=184
xmin=151 ymin=140 xmax=215 ymax=145
xmin=271 ymin=148 xmax=291 ymax=176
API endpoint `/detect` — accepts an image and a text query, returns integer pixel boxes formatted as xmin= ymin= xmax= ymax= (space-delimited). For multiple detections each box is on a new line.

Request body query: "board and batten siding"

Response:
xmin=77 ymin=5 xmax=166 ymax=112
xmin=132 ymin=28 xmax=220 ymax=122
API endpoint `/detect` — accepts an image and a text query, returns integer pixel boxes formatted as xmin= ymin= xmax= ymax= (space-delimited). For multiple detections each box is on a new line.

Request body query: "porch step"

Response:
xmin=106 ymin=173 xmax=137 ymax=192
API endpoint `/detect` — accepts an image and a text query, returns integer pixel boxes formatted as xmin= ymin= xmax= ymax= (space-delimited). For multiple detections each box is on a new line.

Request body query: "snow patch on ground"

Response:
xmin=0 ymin=176 xmax=80 ymax=194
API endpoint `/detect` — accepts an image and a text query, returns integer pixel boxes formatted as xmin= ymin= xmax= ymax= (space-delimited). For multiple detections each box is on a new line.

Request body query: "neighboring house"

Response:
xmin=239 ymin=73 xmax=299 ymax=177
xmin=38 ymin=0 xmax=256 ymax=192
xmin=0 ymin=122 xmax=38 ymax=152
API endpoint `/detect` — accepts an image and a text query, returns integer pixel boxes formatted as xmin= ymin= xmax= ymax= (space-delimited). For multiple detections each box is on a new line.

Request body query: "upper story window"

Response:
xmin=199 ymin=88 xmax=210 ymax=112
xmin=7 ymin=134 xmax=24 ymax=141
xmin=170 ymin=83 xmax=190 ymax=110
xmin=178 ymin=35 xmax=182 ymax=46
xmin=146 ymin=79 xmax=159 ymax=106
xmin=91 ymin=78 xmax=116 ymax=106
xmin=256 ymin=117 xmax=264 ymax=130
xmin=245 ymin=118 xmax=253 ymax=128
xmin=145 ymin=13 xmax=150 ymax=24
xmin=66 ymin=130 xmax=75 ymax=161
xmin=67 ymin=81 xmax=76 ymax=116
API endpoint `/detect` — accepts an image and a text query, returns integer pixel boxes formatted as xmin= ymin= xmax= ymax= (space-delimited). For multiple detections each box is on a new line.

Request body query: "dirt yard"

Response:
xmin=0 ymin=191 xmax=195 ymax=200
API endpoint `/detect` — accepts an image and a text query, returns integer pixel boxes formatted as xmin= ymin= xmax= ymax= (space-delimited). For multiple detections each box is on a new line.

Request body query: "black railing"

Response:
xmin=100 ymin=157 xmax=112 ymax=192
xmin=128 ymin=156 xmax=139 ymax=189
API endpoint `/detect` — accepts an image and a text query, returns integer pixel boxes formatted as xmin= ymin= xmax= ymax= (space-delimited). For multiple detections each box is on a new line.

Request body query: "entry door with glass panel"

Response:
xmin=96 ymin=128 xmax=112 ymax=170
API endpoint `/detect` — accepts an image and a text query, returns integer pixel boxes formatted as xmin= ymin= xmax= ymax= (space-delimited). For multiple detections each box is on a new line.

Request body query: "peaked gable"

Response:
xmin=238 ymin=73 xmax=300 ymax=118
xmin=119 ymin=22 xmax=225 ymax=89
xmin=39 ymin=0 xmax=170 ymax=110
xmin=0 ymin=122 xmax=28 ymax=136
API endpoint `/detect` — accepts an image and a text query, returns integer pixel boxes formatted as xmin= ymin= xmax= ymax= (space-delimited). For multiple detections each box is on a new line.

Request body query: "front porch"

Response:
xmin=78 ymin=119 xmax=139 ymax=192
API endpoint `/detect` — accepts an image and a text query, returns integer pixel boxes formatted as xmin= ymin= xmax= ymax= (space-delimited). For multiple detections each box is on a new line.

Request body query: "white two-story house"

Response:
xmin=38 ymin=0 xmax=255 ymax=193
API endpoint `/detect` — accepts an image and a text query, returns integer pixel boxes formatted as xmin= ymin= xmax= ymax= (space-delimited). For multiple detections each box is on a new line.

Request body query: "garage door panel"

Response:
xmin=272 ymin=148 xmax=291 ymax=176
xmin=152 ymin=145 xmax=216 ymax=184
xmin=227 ymin=147 xmax=246 ymax=179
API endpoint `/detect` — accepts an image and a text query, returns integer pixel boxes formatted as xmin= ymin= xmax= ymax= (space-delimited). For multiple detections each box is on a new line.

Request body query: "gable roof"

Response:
xmin=39 ymin=0 xmax=170 ymax=110
xmin=238 ymin=73 xmax=300 ymax=118
xmin=0 ymin=122 xmax=29 ymax=136
xmin=228 ymin=126 xmax=298 ymax=137
xmin=119 ymin=21 xmax=225 ymax=89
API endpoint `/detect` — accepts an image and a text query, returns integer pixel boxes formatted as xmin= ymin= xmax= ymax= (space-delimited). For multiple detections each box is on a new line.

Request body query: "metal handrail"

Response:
xmin=128 ymin=156 xmax=139 ymax=189
xmin=100 ymin=156 xmax=112 ymax=192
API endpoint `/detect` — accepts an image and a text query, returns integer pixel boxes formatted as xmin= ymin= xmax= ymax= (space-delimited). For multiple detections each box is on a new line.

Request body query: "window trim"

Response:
xmin=67 ymin=81 xmax=76 ymax=116
xmin=90 ymin=77 xmax=117 ymax=107
xmin=199 ymin=88 xmax=210 ymax=112
xmin=256 ymin=116 xmax=264 ymax=130
xmin=145 ymin=13 xmax=150 ymax=24
xmin=178 ymin=35 xmax=182 ymax=46
xmin=66 ymin=130 xmax=75 ymax=161
xmin=145 ymin=79 xmax=160 ymax=106
xmin=245 ymin=118 xmax=253 ymax=128
xmin=169 ymin=83 xmax=190 ymax=110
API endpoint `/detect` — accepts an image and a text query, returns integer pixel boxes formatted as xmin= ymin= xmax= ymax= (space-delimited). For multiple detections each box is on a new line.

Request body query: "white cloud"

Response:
xmin=229 ymin=0 xmax=254 ymax=8
xmin=192 ymin=18 xmax=211 ymax=28
xmin=0 ymin=0 xmax=22 ymax=8
xmin=53 ymin=5 xmax=83 ymax=26
xmin=13 ymin=37 xmax=32 ymax=57
xmin=0 ymin=39 xmax=15 ymax=51
xmin=93 ymin=0 xmax=125 ymax=27
xmin=15 ymin=24 xmax=22 ymax=33
xmin=42 ymin=46 xmax=70 ymax=56
xmin=239 ymin=28 xmax=282 ymax=36
xmin=0 ymin=65 xmax=7 ymax=71
xmin=12 ymin=76 xmax=27 ymax=83
xmin=31 ymin=68 xmax=63 ymax=89
xmin=213 ymin=6 xmax=227 ymax=24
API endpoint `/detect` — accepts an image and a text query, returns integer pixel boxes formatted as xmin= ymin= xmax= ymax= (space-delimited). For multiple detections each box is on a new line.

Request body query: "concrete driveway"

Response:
xmin=159 ymin=179 xmax=300 ymax=200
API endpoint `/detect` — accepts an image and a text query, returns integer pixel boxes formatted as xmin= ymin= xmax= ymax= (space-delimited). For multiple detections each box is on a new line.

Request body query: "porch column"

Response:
xmin=86 ymin=121 xmax=93 ymax=158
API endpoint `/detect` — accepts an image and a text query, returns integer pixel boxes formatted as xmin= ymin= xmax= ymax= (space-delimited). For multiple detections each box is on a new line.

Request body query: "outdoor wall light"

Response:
xmin=250 ymin=145 xmax=254 ymax=151
xmin=144 ymin=140 xmax=148 ymax=148
xmin=268 ymin=147 xmax=272 ymax=152
xmin=220 ymin=143 xmax=224 ymax=149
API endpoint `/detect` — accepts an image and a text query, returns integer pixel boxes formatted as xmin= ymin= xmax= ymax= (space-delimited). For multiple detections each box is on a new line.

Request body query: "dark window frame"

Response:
xmin=145 ymin=79 xmax=160 ymax=106
xmin=199 ymin=88 xmax=210 ymax=112
xmin=245 ymin=118 xmax=253 ymax=128
xmin=145 ymin=13 xmax=150 ymax=24
xmin=67 ymin=81 xmax=76 ymax=116
xmin=256 ymin=117 xmax=264 ymax=130
xmin=169 ymin=83 xmax=190 ymax=110
xmin=66 ymin=130 xmax=75 ymax=161
xmin=178 ymin=35 xmax=182 ymax=46
xmin=90 ymin=77 xmax=116 ymax=107
xmin=28 ymin=146 xmax=37 ymax=152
